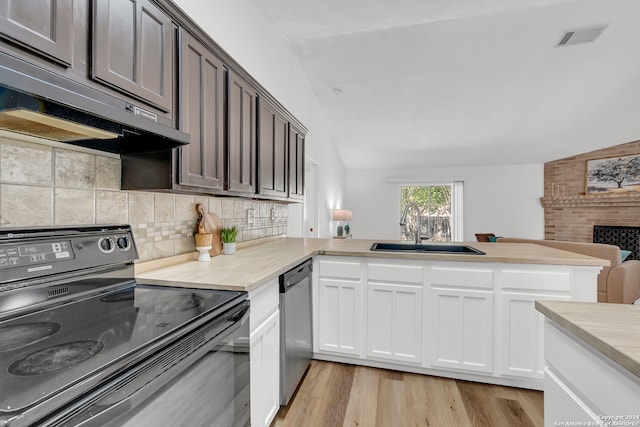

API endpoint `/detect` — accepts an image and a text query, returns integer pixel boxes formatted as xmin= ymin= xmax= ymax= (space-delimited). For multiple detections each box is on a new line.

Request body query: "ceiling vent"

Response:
xmin=557 ymin=25 xmax=607 ymax=47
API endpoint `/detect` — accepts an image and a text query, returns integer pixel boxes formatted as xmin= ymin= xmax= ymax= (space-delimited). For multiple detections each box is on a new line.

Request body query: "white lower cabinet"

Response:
xmin=498 ymin=268 xmax=571 ymax=380
xmin=366 ymin=282 xmax=422 ymax=363
xmin=316 ymin=258 xmax=363 ymax=357
xmin=313 ymin=256 xmax=600 ymax=390
xmin=430 ymin=287 xmax=493 ymax=373
xmin=317 ymin=277 xmax=362 ymax=356
xmin=499 ymin=291 xmax=569 ymax=379
xmin=249 ymin=279 xmax=280 ymax=427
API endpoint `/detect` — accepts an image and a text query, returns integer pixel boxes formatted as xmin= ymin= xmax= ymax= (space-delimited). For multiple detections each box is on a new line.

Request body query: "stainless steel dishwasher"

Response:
xmin=279 ymin=258 xmax=313 ymax=406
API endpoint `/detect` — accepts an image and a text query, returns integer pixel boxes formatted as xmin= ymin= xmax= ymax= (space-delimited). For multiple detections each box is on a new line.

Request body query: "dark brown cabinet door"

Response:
xmin=258 ymin=99 xmax=288 ymax=198
xmin=0 ymin=0 xmax=74 ymax=66
xmin=288 ymin=125 xmax=305 ymax=200
xmin=228 ymin=72 xmax=257 ymax=194
xmin=178 ymin=30 xmax=225 ymax=190
xmin=93 ymin=0 xmax=173 ymax=112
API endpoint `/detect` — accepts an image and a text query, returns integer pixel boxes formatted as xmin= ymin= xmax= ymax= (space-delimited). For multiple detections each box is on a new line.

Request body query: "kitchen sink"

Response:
xmin=370 ymin=242 xmax=485 ymax=255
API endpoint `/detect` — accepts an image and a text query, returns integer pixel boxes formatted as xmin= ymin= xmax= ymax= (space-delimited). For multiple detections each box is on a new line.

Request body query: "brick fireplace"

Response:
xmin=542 ymin=139 xmax=640 ymax=244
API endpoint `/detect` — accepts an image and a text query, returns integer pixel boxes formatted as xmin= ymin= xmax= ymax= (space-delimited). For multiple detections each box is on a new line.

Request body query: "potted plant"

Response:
xmin=220 ymin=226 xmax=238 ymax=255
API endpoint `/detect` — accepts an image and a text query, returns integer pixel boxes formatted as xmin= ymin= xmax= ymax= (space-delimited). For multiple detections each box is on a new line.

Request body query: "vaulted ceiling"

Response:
xmin=250 ymin=0 xmax=640 ymax=170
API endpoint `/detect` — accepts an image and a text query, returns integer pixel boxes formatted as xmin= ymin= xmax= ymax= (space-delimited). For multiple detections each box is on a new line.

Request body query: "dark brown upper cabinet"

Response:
xmin=0 ymin=0 xmax=74 ymax=66
xmin=288 ymin=124 xmax=305 ymax=200
xmin=178 ymin=30 xmax=225 ymax=191
xmin=93 ymin=0 xmax=173 ymax=112
xmin=258 ymin=99 xmax=288 ymax=198
xmin=227 ymin=72 xmax=257 ymax=195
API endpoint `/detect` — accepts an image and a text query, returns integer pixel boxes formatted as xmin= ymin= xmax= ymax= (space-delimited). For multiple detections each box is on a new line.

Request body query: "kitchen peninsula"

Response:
xmin=136 ymin=237 xmax=608 ymax=427
xmin=536 ymin=301 xmax=640 ymax=426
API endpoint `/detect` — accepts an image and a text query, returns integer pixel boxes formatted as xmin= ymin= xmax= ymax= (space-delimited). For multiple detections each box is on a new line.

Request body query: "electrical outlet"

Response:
xmin=247 ymin=209 xmax=255 ymax=225
xmin=271 ymin=207 xmax=276 ymax=220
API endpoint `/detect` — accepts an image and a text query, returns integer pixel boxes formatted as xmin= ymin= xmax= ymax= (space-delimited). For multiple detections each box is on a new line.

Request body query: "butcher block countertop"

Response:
xmin=536 ymin=300 xmax=640 ymax=379
xmin=135 ymin=237 xmax=608 ymax=292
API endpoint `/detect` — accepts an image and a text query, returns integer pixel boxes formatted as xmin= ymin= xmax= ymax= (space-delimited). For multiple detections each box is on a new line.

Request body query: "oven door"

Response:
xmin=41 ymin=301 xmax=250 ymax=427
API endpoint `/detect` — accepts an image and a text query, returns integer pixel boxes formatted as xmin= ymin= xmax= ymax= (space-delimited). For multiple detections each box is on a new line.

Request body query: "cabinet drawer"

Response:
xmin=249 ymin=279 xmax=279 ymax=330
xmin=545 ymin=321 xmax=640 ymax=414
xmin=431 ymin=266 xmax=493 ymax=289
xmin=368 ymin=263 xmax=422 ymax=285
xmin=319 ymin=260 xmax=361 ymax=279
xmin=502 ymin=269 xmax=570 ymax=292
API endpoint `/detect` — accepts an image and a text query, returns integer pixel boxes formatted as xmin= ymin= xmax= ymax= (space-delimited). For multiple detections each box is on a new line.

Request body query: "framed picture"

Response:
xmin=586 ymin=154 xmax=640 ymax=194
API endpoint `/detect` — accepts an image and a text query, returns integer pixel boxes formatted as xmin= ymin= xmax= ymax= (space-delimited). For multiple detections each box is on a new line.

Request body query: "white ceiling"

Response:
xmin=249 ymin=0 xmax=640 ymax=170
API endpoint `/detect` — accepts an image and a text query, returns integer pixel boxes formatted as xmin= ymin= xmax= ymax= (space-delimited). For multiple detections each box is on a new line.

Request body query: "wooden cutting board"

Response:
xmin=195 ymin=204 xmax=223 ymax=256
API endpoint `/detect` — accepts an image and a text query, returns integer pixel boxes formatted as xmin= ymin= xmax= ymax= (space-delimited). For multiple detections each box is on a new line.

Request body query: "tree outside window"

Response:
xmin=400 ymin=185 xmax=452 ymax=242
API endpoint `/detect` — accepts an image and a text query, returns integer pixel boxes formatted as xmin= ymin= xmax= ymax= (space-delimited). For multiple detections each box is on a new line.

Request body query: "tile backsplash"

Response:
xmin=0 ymin=135 xmax=288 ymax=261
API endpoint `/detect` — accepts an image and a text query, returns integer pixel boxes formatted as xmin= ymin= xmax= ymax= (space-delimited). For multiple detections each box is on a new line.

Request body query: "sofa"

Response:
xmin=496 ymin=238 xmax=640 ymax=304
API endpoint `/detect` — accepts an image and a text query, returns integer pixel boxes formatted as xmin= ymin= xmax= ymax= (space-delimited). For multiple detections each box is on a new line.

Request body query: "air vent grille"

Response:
xmin=557 ymin=25 xmax=607 ymax=46
xmin=48 ymin=286 xmax=70 ymax=298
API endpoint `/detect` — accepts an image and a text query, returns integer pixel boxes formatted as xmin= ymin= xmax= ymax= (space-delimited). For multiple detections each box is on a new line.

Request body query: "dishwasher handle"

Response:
xmin=279 ymin=259 xmax=312 ymax=292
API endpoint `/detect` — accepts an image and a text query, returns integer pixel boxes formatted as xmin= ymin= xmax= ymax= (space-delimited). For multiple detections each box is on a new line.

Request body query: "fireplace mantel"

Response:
xmin=540 ymin=193 xmax=640 ymax=209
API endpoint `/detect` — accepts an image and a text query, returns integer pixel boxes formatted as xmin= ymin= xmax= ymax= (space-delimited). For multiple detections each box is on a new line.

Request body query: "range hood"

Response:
xmin=0 ymin=51 xmax=189 ymax=153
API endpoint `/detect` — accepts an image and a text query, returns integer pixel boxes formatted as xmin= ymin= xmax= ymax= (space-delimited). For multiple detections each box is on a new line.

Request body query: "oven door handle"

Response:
xmin=40 ymin=301 xmax=249 ymax=427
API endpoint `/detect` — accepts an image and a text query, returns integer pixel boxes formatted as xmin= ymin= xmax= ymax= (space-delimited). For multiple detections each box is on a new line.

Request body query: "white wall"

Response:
xmin=345 ymin=164 xmax=544 ymax=242
xmin=174 ymin=0 xmax=345 ymax=237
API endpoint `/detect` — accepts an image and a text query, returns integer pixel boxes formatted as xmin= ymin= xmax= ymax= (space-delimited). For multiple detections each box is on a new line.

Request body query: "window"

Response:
xmin=400 ymin=182 xmax=463 ymax=242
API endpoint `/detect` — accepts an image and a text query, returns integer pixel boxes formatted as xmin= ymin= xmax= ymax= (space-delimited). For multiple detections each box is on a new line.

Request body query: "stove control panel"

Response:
xmin=0 ymin=225 xmax=138 ymax=283
xmin=0 ymin=240 xmax=74 ymax=269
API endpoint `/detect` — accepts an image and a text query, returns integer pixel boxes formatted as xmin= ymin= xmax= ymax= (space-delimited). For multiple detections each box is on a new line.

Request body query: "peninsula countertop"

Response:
xmin=135 ymin=237 xmax=609 ymax=292
xmin=536 ymin=300 xmax=640 ymax=379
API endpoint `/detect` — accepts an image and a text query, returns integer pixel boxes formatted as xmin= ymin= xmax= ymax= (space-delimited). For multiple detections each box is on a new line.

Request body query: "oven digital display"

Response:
xmin=0 ymin=241 xmax=74 ymax=268
xmin=19 ymin=242 xmax=72 ymax=259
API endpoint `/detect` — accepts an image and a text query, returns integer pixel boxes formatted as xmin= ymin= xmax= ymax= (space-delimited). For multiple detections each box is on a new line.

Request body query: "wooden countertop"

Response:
xmin=321 ymin=239 xmax=610 ymax=267
xmin=536 ymin=300 xmax=640 ymax=379
xmin=135 ymin=237 xmax=331 ymax=292
xmin=136 ymin=237 xmax=608 ymax=292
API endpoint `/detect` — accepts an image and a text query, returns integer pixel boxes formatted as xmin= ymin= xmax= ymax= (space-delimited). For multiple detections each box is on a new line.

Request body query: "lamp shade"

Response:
xmin=332 ymin=209 xmax=352 ymax=221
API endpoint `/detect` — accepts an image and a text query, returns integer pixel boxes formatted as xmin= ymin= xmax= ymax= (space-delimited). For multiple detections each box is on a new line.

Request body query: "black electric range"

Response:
xmin=0 ymin=225 xmax=248 ymax=427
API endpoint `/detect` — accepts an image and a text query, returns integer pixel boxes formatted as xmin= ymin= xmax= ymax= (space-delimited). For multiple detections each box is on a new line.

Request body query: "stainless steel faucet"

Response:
xmin=400 ymin=202 xmax=423 ymax=244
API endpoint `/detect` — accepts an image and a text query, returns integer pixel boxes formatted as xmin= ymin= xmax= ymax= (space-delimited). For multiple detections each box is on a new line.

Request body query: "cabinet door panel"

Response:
xmin=179 ymin=31 xmax=225 ymax=189
xmin=317 ymin=278 xmax=361 ymax=356
xmin=258 ymin=100 xmax=288 ymax=197
xmin=431 ymin=288 xmax=493 ymax=373
xmin=93 ymin=0 xmax=173 ymax=111
xmin=288 ymin=125 xmax=304 ymax=199
xmin=228 ymin=73 xmax=257 ymax=194
xmin=0 ymin=0 xmax=73 ymax=65
xmin=499 ymin=292 xmax=569 ymax=379
xmin=250 ymin=310 xmax=280 ymax=427
xmin=367 ymin=283 xmax=422 ymax=363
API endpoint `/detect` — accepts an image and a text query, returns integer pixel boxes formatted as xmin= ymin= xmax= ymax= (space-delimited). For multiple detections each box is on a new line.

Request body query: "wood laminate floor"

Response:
xmin=273 ymin=361 xmax=543 ymax=427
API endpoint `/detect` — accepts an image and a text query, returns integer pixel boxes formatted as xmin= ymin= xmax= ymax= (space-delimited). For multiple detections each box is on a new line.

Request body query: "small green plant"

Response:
xmin=220 ymin=226 xmax=238 ymax=243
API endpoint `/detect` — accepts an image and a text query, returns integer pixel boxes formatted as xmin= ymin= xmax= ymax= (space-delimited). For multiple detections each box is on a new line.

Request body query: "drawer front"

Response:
xmin=368 ymin=263 xmax=423 ymax=285
xmin=502 ymin=269 xmax=571 ymax=292
xmin=319 ymin=259 xmax=361 ymax=279
xmin=249 ymin=279 xmax=279 ymax=330
xmin=431 ymin=266 xmax=493 ymax=289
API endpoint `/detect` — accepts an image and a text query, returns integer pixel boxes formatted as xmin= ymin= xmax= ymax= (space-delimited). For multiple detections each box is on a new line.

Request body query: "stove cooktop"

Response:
xmin=0 ymin=283 xmax=246 ymax=413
